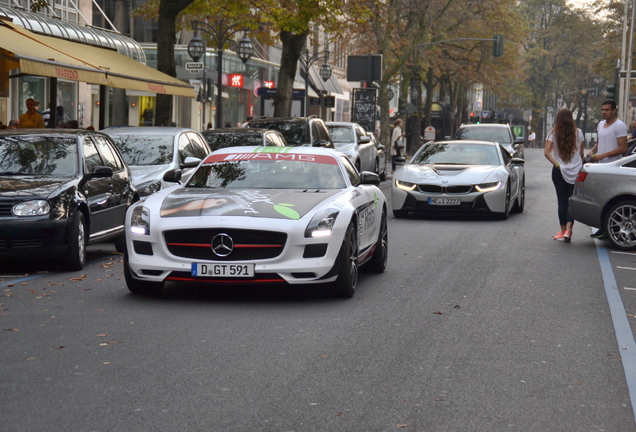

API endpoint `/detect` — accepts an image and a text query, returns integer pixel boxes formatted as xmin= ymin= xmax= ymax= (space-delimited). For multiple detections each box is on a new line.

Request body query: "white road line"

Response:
xmin=596 ymin=238 xmax=636 ymax=423
xmin=617 ymin=266 xmax=636 ymax=271
xmin=611 ymin=251 xmax=636 ymax=256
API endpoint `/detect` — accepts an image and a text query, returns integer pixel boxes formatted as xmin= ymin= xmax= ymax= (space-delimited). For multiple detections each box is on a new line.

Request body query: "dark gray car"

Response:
xmin=569 ymin=153 xmax=636 ymax=251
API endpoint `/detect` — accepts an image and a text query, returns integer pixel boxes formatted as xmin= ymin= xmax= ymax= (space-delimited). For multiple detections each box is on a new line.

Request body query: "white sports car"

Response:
xmin=124 ymin=146 xmax=388 ymax=298
xmin=392 ymin=140 xmax=525 ymax=219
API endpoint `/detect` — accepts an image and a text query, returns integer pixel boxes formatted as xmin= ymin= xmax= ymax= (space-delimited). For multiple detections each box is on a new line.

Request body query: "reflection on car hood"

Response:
xmin=160 ymin=188 xmax=341 ymax=219
xmin=334 ymin=143 xmax=356 ymax=158
xmin=0 ymin=176 xmax=69 ymax=197
xmin=129 ymin=164 xmax=171 ymax=186
xmin=398 ymin=164 xmax=496 ymax=184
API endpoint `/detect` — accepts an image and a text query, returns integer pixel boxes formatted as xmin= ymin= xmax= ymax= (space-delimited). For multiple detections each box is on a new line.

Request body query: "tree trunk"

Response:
xmin=155 ymin=0 xmax=194 ymax=127
xmin=274 ymin=30 xmax=308 ymax=118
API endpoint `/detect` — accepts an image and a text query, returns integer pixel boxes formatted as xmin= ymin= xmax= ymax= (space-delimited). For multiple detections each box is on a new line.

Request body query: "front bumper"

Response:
xmin=0 ymin=217 xmax=69 ymax=258
xmin=125 ymin=216 xmax=347 ymax=286
xmin=391 ymin=182 xmax=507 ymax=213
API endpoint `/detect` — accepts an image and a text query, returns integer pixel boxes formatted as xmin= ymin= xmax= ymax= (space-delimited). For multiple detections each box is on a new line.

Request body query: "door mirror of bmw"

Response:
xmin=86 ymin=166 xmax=113 ymax=179
xmin=359 ymin=135 xmax=371 ymax=144
xmin=163 ymin=169 xmax=182 ymax=183
xmin=359 ymin=171 xmax=380 ymax=186
xmin=511 ymin=158 xmax=525 ymax=165
xmin=181 ymin=156 xmax=202 ymax=168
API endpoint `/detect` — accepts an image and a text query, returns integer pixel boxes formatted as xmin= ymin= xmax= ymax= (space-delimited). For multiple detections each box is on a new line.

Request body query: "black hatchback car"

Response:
xmin=201 ymin=128 xmax=287 ymax=151
xmin=0 ymin=129 xmax=137 ymax=270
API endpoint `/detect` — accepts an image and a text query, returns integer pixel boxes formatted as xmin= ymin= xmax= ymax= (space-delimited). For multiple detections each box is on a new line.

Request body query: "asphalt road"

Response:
xmin=2 ymin=148 xmax=636 ymax=431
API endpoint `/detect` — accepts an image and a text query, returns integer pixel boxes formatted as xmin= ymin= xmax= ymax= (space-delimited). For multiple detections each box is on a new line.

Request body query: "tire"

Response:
xmin=367 ymin=209 xmax=388 ymax=273
xmin=379 ymin=167 xmax=387 ymax=182
xmin=513 ymin=176 xmax=525 ymax=213
xmin=373 ymin=158 xmax=379 ymax=176
xmin=113 ymin=234 xmax=127 ymax=254
xmin=123 ymin=252 xmax=164 ymax=295
xmin=605 ymin=200 xmax=636 ymax=251
xmin=393 ymin=209 xmax=409 ymax=218
xmin=63 ymin=212 xmax=87 ymax=271
xmin=332 ymin=222 xmax=359 ymax=298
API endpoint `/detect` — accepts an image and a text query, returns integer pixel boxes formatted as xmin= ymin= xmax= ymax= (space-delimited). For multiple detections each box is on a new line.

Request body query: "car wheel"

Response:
xmin=513 ymin=176 xmax=525 ymax=213
xmin=367 ymin=208 xmax=388 ymax=273
xmin=123 ymin=252 xmax=164 ymax=295
xmin=63 ymin=212 xmax=86 ymax=271
xmin=605 ymin=200 xmax=636 ymax=251
xmin=373 ymin=158 xmax=379 ymax=175
xmin=495 ymin=185 xmax=511 ymax=220
xmin=113 ymin=234 xmax=127 ymax=254
xmin=393 ymin=209 xmax=409 ymax=218
xmin=333 ymin=222 xmax=358 ymax=298
xmin=379 ymin=166 xmax=387 ymax=182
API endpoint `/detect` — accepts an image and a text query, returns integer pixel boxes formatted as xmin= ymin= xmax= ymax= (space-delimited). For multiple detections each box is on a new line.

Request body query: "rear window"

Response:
xmin=0 ymin=135 xmax=77 ymax=176
xmin=108 ymin=134 xmax=174 ymax=165
xmin=327 ymin=126 xmax=354 ymax=143
xmin=203 ymin=133 xmax=263 ymax=151
xmin=250 ymin=121 xmax=308 ymax=146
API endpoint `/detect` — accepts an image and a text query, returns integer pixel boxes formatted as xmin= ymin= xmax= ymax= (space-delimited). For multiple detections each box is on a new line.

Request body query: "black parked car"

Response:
xmin=248 ymin=117 xmax=334 ymax=148
xmin=201 ymin=128 xmax=287 ymax=151
xmin=0 ymin=129 xmax=138 ymax=270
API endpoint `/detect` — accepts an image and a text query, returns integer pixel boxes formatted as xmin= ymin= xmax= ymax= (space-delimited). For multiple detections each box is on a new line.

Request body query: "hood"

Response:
xmin=129 ymin=164 xmax=171 ymax=186
xmin=0 ymin=176 xmax=69 ymax=197
xmin=398 ymin=164 xmax=497 ymax=184
xmin=160 ymin=188 xmax=342 ymax=220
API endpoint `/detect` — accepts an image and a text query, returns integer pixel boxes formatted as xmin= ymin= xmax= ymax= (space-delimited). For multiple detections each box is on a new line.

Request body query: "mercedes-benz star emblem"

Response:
xmin=211 ymin=233 xmax=234 ymax=257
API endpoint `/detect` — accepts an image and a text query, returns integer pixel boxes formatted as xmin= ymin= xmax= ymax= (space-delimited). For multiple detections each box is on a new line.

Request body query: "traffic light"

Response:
xmin=469 ymin=112 xmax=475 ymax=122
xmin=207 ymin=78 xmax=214 ymax=101
xmin=492 ymin=35 xmax=504 ymax=58
xmin=399 ymin=98 xmax=407 ymax=115
xmin=606 ymin=84 xmax=615 ymax=100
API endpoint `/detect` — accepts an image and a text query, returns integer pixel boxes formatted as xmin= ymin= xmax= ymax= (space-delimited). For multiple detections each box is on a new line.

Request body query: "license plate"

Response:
xmin=428 ymin=197 xmax=461 ymax=206
xmin=192 ymin=263 xmax=255 ymax=277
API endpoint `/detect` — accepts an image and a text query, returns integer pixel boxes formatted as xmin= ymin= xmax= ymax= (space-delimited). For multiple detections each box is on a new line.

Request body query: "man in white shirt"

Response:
xmin=587 ymin=100 xmax=628 ymax=239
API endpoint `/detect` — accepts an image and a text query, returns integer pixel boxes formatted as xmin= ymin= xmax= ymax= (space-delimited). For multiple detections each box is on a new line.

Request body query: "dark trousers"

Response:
xmin=551 ymin=166 xmax=574 ymax=226
xmin=391 ymin=148 xmax=402 ymax=171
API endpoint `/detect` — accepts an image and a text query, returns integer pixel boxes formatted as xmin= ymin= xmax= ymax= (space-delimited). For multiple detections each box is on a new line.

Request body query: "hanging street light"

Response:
xmin=300 ymin=48 xmax=332 ymax=117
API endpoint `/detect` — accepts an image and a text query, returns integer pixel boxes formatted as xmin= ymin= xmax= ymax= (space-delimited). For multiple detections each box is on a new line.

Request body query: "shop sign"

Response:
xmin=229 ymin=74 xmax=244 ymax=88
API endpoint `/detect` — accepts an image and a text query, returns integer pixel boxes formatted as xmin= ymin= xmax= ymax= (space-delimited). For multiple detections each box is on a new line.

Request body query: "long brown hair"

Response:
xmin=551 ymin=108 xmax=577 ymax=163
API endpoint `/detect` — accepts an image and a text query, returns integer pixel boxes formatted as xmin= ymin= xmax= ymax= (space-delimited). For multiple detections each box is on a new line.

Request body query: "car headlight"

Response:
xmin=475 ymin=181 xmax=502 ymax=192
xmin=136 ymin=179 xmax=162 ymax=197
xmin=305 ymin=209 xmax=340 ymax=238
xmin=130 ymin=206 xmax=150 ymax=235
xmin=12 ymin=200 xmax=51 ymax=216
xmin=395 ymin=179 xmax=416 ymax=191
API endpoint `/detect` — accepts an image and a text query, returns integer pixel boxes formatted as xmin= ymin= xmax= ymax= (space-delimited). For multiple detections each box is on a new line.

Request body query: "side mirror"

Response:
xmin=377 ymin=144 xmax=386 ymax=151
xmin=163 ymin=169 xmax=182 ymax=183
xmin=86 ymin=166 xmax=113 ymax=179
xmin=312 ymin=139 xmax=332 ymax=148
xmin=181 ymin=156 xmax=201 ymax=168
xmin=359 ymin=171 xmax=380 ymax=185
xmin=511 ymin=157 xmax=525 ymax=165
xmin=359 ymin=136 xmax=371 ymax=144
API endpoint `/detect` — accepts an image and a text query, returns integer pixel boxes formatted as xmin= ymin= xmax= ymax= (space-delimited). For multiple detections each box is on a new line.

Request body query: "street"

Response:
xmin=2 ymin=148 xmax=636 ymax=431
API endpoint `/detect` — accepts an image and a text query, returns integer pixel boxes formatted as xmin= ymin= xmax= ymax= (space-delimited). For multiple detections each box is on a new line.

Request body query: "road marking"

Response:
xmin=617 ymin=266 xmax=636 ymax=271
xmin=0 ymin=273 xmax=44 ymax=287
xmin=611 ymin=251 xmax=636 ymax=256
xmin=625 ymin=287 xmax=636 ymax=291
xmin=595 ymin=238 xmax=636 ymax=421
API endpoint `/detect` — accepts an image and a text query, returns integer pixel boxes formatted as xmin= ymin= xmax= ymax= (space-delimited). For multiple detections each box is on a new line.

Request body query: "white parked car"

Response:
xmin=103 ymin=127 xmax=211 ymax=196
xmin=124 ymin=146 xmax=388 ymax=298
xmin=326 ymin=122 xmax=381 ymax=174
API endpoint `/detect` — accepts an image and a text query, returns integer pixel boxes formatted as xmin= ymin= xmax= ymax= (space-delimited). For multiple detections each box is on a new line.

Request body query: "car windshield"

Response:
xmin=327 ymin=126 xmax=354 ymax=143
xmin=455 ymin=127 xmax=512 ymax=144
xmin=187 ymin=154 xmax=346 ymax=189
xmin=203 ymin=133 xmax=263 ymax=151
xmin=412 ymin=143 xmax=500 ymax=165
xmin=251 ymin=121 xmax=308 ymax=146
xmin=0 ymin=135 xmax=77 ymax=176
xmin=108 ymin=134 xmax=174 ymax=165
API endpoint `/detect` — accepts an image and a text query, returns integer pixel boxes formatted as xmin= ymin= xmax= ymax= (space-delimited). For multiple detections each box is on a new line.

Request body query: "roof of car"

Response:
xmin=0 ymin=128 xmax=100 ymax=136
xmin=201 ymin=128 xmax=274 ymax=135
xmin=102 ymin=126 xmax=200 ymax=135
xmin=458 ymin=123 xmax=511 ymax=129
xmin=208 ymin=145 xmax=340 ymax=157
xmin=251 ymin=117 xmax=321 ymax=123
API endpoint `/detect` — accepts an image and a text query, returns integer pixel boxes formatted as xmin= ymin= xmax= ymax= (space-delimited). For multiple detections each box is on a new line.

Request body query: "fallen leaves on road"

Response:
xmin=99 ymin=341 xmax=119 ymax=346
xmin=70 ymin=275 xmax=86 ymax=282
xmin=433 ymin=311 xmax=443 ymax=315
xmin=4 ymin=328 xmax=19 ymax=331
xmin=397 ymin=424 xmax=410 ymax=428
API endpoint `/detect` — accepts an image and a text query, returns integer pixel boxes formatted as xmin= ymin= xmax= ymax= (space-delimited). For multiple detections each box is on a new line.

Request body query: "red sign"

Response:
xmin=263 ymin=80 xmax=274 ymax=89
xmin=228 ymin=74 xmax=244 ymax=88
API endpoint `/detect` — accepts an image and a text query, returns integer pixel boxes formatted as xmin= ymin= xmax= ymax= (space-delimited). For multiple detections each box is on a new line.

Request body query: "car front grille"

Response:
xmin=0 ymin=203 xmax=14 ymax=217
xmin=164 ymin=228 xmax=287 ymax=261
xmin=417 ymin=185 xmax=473 ymax=194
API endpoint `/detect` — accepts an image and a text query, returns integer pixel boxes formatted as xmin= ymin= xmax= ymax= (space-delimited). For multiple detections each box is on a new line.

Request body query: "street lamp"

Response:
xmin=299 ymin=48 xmax=332 ymax=117
xmin=190 ymin=20 xmax=253 ymax=129
xmin=187 ymin=32 xmax=207 ymax=129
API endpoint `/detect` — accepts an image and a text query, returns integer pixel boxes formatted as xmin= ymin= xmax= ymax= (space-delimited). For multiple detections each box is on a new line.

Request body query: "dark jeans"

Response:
xmin=551 ymin=166 xmax=574 ymax=226
xmin=391 ymin=148 xmax=403 ymax=171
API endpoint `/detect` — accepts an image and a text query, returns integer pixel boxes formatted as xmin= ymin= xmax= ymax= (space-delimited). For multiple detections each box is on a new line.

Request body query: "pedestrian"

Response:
xmin=631 ymin=120 xmax=636 ymax=138
xmin=18 ymin=98 xmax=46 ymax=128
xmin=34 ymin=99 xmax=42 ymax=114
xmin=544 ymin=108 xmax=584 ymax=242
xmin=41 ymin=102 xmax=53 ymax=127
xmin=66 ymin=119 xmax=79 ymax=128
xmin=142 ymin=103 xmax=154 ymax=126
xmin=206 ymin=122 xmax=213 ymax=130
xmin=241 ymin=116 xmax=253 ymax=128
xmin=527 ymin=129 xmax=536 ymax=148
xmin=586 ymin=100 xmax=628 ymax=239
xmin=6 ymin=119 xmax=19 ymax=129
xmin=55 ymin=106 xmax=69 ymax=127
xmin=391 ymin=118 xmax=405 ymax=172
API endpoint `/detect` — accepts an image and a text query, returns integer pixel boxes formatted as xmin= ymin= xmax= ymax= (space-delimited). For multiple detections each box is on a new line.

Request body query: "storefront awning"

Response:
xmin=0 ymin=19 xmax=194 ymax=98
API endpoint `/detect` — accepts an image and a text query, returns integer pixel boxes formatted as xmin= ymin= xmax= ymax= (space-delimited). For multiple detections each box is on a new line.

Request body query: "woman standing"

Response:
xmin=544 ymin=108 xmax=584 ymax=242
xmin=391 ymin=119 xmax=405 ymax=172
